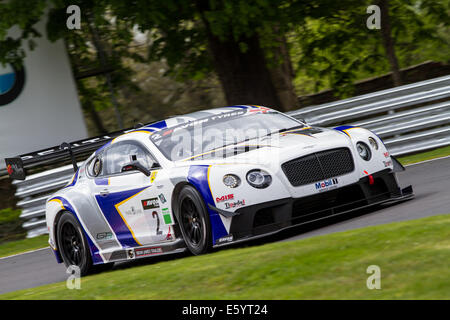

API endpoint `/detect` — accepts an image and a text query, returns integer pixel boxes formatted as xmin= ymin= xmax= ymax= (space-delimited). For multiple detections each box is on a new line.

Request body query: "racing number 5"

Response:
xmin=152 ymin=211 xmax=163 ymax=235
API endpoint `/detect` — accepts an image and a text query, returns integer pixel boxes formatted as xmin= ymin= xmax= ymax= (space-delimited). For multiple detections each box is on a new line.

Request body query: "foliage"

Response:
xmin=1 ymin=0 xmax=448 ymax=119
xmin=0 ymin=208 xmax=26 ymax=243
xmin=291 ymin=0 xmax=450 ymax=97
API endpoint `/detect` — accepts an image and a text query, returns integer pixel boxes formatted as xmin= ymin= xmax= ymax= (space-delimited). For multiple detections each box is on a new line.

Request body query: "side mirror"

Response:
xmin=121 ymin=161 xmax=151 ymax=176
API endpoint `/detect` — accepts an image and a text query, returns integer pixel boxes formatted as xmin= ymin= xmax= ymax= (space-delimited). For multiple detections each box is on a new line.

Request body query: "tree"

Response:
xmin=0 ymin=0 xmax=143 ymax=134
xmin=1 ymin=0 xmax=305 ymax=112
xmin=292 ymin=0 xmax=449 ymax=96
xmin=108 ymin=0 xmax=311 ymax=111
xmin=378 ymin=0 xmax=403 ymax=86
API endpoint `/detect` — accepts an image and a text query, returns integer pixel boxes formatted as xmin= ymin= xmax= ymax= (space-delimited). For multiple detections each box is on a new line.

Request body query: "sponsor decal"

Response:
xmin=216 ymin=194 xmax=234 ymax=203
xmin=217 ymin=234 xmax=233 ymax=244
xmin=96 ymin=232 xmax=113 ymax=240
xmin=156 ymin=185 xmax=164 ymax=189
xmin=150 ymin=110 xmax=246 ymax=142
xmin=315 ymin=178 xmax=339 ymax=191
xmin=165 ymin=226 xmax=173 ymax=241
xmin=224 ymin=199 xmax=246 ymax=209
xmin=142 ymin=198 xmax=159 ymax=210
xmin=5 ymin=159 xmax=25 ymax=179
xmin=383 ymin=152 xmax=390 ymax=158
xmin=162 ymin=208 xmax=172 ymax=224
xmin=249 ymin=106 xmax=270 ymax=114
xmin=135 ymin=246 xmax=163 ymax=257
xmin=0 ymin=63 xmax=25 ymax=106
xmin=383 ymin=160 xmax=392 ymax=167
xmin=158 ymin=193 xmax=167 ymax=204
xmin=125 ymin=206 xmax=143 ymax=215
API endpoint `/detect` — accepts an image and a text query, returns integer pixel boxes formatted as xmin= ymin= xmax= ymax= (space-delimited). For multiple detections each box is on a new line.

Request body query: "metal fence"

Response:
xmin=11 ymin=74 xmax=450 ymax=238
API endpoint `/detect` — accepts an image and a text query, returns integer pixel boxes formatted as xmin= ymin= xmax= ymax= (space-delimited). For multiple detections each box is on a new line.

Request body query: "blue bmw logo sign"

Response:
xmin=0 ymin=63 xmax=25 ymax=106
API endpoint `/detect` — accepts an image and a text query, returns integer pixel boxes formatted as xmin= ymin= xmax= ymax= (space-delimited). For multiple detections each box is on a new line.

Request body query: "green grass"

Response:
xmin=0 ymin=235 xmax=48 ymax=258
xmin=397 ymin=145 xmax=450 ymax=166
xmin=0 ymin=208 xmax=48 ymax=257
xmin=1 ymin=214 xmax=448 ymax=300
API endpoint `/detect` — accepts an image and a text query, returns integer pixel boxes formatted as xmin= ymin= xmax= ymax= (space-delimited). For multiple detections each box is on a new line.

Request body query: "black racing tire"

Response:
xmin=56 ymin=211 xmax=94 ymax=276
xmin=176 ymin=185 xmax=212 ymax=255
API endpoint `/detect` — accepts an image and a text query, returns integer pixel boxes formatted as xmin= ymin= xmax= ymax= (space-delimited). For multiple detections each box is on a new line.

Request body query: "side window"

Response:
xmin=86 ymin=155 xmax=103 ymax=177
xmin=101 ymin=142 xmax=156 ymax=176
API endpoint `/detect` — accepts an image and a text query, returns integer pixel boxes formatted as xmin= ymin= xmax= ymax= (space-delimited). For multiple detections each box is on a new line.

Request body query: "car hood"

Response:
xmin=175 ymin=127 xmax=353 ymax=168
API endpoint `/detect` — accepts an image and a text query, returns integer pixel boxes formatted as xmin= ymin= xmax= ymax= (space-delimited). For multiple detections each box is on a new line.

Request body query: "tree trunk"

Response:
xmin=379 ymin=0 xmax=402 ymax=86
xmin=267 ymin=33 xmax=299 ymax=110
xmin=195 ymin=1 xmax=284 ymax=111
xmin=206 ymin=32 xmax=284 ymax=111
xmin=86 ymin=14 xmax=124 ymax=129
xmin=88 ymin=101 xmax=107 ymax=135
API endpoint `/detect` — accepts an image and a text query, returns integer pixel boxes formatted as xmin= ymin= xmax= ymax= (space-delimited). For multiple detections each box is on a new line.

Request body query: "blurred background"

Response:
xmin=0 ymin=0 xmax=449 ymax=241
xmin=1 ymin=0 xmax=448 ymax=136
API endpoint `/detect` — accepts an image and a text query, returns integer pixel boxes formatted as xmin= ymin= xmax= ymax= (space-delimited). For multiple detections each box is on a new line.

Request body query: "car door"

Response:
xmin=91 ymin=140 xmax=170 ymax=248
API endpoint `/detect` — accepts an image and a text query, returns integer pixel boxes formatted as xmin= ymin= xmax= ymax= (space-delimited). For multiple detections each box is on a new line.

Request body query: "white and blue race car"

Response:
xmin=5 ymin=105 xmax=413 ymax=275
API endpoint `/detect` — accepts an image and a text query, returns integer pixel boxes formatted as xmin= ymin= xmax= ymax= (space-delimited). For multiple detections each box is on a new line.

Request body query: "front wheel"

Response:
xmin=176 ymin=185 xmax=212 ymax=255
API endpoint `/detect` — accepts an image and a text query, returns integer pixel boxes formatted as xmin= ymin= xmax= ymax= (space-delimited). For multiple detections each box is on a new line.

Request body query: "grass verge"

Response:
xmin=1 ymin=214 xmax=448 ymax=300
xmin=397 ymin=145 xmax=450 ymax=166
xmin=0 ymin=208 xmax=48 ymax=258
xmin=0 ymin=235 xmax=48 ymax=258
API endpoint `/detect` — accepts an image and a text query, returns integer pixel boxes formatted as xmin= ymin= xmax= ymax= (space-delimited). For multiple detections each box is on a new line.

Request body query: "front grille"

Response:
xmin=282 ymin=148 xmax=354 ymax=187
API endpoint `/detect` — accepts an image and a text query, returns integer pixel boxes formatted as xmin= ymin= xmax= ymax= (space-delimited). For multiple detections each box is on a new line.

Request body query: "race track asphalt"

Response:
xmin=1 ymin=157 xmax=449 ymax=295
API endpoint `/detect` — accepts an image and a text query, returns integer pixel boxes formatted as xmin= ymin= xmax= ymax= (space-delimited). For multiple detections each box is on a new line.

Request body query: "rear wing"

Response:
xmin=4 ymin=123 xmax=146 ymax=180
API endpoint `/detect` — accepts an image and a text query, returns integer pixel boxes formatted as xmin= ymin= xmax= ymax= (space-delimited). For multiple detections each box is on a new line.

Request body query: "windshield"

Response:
xmin=150 ymin=110 xmax=304 ymax=161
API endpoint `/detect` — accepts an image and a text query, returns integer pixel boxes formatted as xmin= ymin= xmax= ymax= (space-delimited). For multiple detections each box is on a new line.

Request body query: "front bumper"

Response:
xmin=213 ymin=169 xmax=413 ymax=247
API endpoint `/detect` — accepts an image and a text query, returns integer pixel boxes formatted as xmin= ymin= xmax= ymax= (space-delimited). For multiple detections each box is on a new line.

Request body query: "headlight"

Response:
xmin=356 ymin=142 xmax=371 ymax=161
xmin=368 ymin=137 xmax=378 ymax=150
xmin=223 ymin=174 xmax=241 ymax=188
xmin=246 ymin=169 xmax=272 ymax=189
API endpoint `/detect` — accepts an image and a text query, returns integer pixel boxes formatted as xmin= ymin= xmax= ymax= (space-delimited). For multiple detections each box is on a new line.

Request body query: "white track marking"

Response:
xmin=404 ymin=155 xmax=450 ymax=167
xmin=0 ymin=246 xmax=50 ymax=260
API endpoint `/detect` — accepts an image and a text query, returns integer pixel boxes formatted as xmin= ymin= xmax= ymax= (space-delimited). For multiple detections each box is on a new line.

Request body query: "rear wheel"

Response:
xmin=57 ymin=211 xmax=94 ymax=276
xmin=177 ymin=185 xmax=212 ymax=255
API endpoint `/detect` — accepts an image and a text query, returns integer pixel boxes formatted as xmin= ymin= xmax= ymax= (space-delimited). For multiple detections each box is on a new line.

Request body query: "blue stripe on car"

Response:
xmin=144 ymin=119 xmax=167 ymax=130
xmin=333 ymin=125 xmax=355 ymax=136
xmin=95 ymin=178 xmax=109 ymax=186
xmin=187 ymin=165 xmax=228 ymax=245
xmin=94 ymin=187 xmax=147 ymax=248
xmin=63 ymin=169 xmax=79 ymax=189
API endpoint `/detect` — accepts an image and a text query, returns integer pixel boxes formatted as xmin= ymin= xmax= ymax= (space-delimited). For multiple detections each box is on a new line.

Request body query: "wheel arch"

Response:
xmin=171 ymin=181 xmax=195 ymax=237
xmin=173 ymin=167 xmax=228 ymax=245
